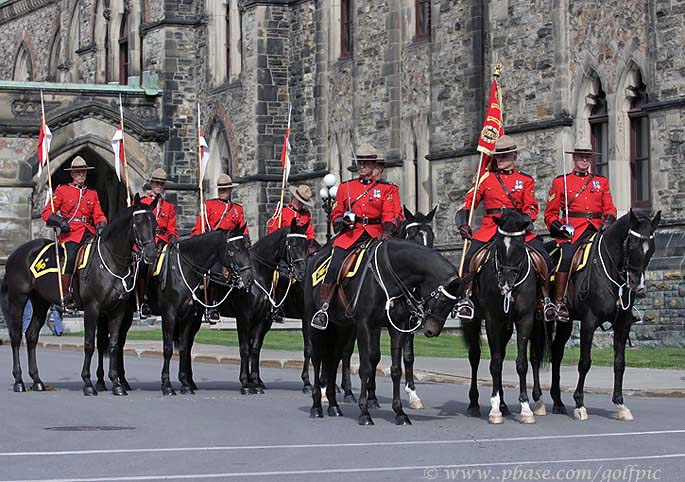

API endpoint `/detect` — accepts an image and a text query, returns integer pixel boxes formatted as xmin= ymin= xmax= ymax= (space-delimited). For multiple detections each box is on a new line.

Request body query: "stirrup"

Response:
xmin=456 ymin=298 xmax=474 ymax=320
xmin=556 ymin=303 xmax=570 ymax=323
xmin=140 ymin=303 xmax=151 ymax=319
xmin=205 ymin=308 xmax=220 ymax=325
xmin=311 ymin=303 xmax=329 ymax=331
xmin=543 ymin=298 xmax=557 ymax=322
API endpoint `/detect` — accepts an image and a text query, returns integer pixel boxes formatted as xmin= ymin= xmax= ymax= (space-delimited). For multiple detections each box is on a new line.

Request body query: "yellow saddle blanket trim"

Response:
xmin=153 ymin=244 xmax=168 ymax=277
xmin=29 ymin=243 xmax=67 ymax=278
xmin=77 ymin=241 xmax=93 ymax=271
xmin=550 ymin=233 xmax=596 ymax=281
xmin=312 ymin=247 xmax=368 ymax=287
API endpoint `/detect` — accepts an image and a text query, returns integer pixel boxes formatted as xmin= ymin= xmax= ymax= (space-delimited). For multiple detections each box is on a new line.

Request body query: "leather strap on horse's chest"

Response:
xmin=494 ymin=172 xmax=519 ymax=209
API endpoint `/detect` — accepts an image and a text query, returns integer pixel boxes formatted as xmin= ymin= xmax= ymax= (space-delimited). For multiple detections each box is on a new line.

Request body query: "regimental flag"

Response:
xmin=199 ymin=129 xmax=210 ymax=183
xmin=280 ymin=105 xmax=292 ymax=182
xmin=475 ymin=78 xmax=504 ymax=177
xmin=111 ymin=123 xmax=125 ymax=182
xmin=37 ymin=121 xmax=52 ymax=178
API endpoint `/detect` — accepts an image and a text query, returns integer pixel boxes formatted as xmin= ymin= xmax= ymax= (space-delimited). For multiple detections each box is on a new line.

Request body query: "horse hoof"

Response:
xmin=368 ymin=399 xmax=380 ymax=409
xmin=32 ymin=382 xmax=46 ymax=392
xmin=253 ymin=386 xmax=264 ymax=395
xmin=189 ymin=381 xmax=199 ymax=391
xmin=310 ymin=407 xmax=324 ymax=418
xmin=161 ymin=385 xmax=176 ymax=396
xmin=343 ymin=393 xmax=357 ymax=404
xmin=500 ymin=403 xmax=511 ymax=416
xmin=122 ymin=380 xmax=133 ymax=392
xmin=95 ymin=381 xmax=107 ymax=392
xmin=533 ymin=401 xmax=547 ymax=416
xmin=83 ymin=385 xmax=98 ymax=397
xmin=520 ymin=414 xmax=536 ymax=424
xmin=489 ymin=413 xmax=504 ymax=424
xmin=616 ymin=404 xmax=634 ymax=421
xmin=408 ymin=399 xmax=423 ymax=410
xmin=552 ymin=404 xmax=567 ymax=415
xmin=112 ymin=386 xmax=128 ymax=396
xmin=358 ymin=415 xmax=374 ymax=426
xmin=180 ymin=386 xmax=195 ymax=395
xmin=302 ymin=385 xmax=312 ymax=394
xmin=327 ymin=406 xmax=344 ymax=417
xmin=467 ymin=405 xmax=481 ymax=418
xmin=395 ymin=414 xmax=412 ymax=426
xmin=13 ymin=382 xmax=26 ymax=393
xmin=573 ymin=407 xmax=589 ymax=421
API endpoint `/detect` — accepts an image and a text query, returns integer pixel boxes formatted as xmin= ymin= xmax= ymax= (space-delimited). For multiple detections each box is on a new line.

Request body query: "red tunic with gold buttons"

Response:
xmin=41 ymin=184 xmax=107 ymax=244
xmin=544 ymin=172 xmax=616 ymax=244
xmin=266 ymin=204 xmax=316 ymax=240
xmin=330 ymin=177 xmax=396 ymax=249
xmin=191 ymin=199 xmax=249 ymax=236
xmin=386 ymin=182 xmax=404 ymax=225
xmin=140 ymin=194 xmax=178 ymax=244
xmin=459 ymin=169 xmax=538 ymax=243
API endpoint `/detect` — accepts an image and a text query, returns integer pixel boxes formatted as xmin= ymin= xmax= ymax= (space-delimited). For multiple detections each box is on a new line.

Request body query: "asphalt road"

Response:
xmin=1 ymin=346 xmax=684 ymax=482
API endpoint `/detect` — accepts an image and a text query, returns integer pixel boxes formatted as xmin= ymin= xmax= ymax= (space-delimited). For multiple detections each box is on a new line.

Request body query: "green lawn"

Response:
xmin=101 ymin=328 xmax=685 ymax=369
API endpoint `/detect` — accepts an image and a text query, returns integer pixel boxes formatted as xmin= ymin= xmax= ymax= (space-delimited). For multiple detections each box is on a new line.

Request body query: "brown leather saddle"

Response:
xmin=332 ymin=241 xmax=374 ymax=318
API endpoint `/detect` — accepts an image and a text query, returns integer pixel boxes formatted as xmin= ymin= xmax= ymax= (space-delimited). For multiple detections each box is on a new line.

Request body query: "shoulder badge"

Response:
xmin=548 ymin=192 xmax=556 ymax=202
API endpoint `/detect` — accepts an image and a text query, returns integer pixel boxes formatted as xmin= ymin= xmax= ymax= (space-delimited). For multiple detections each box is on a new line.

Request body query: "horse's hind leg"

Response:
xmin=366 ymin=328 xmax=382 ymax=410
xmin=573 ymin=318 xmax=596 ymax=421
xmin=117 ymin=303 xmax=135 ymax=391
xmin=529 ymin=325 xmax=546 ymax=416
xmin=612 ymin=317 xmax=634 ymax=421
xmin=81 ymin=305 xmax=98 ymax=396
xmin=25 ymin=298 xmax=50 ymax=391
xmin=391 ymin=331 xmax=411 ymax=425
xmin=177 ymin=317 xmax=195 ymax=395
xmin=463 ymin=320 xmax=482 ymax=417
xmin=248 ymin=314 xmax=271 ymax=393
xmin=551 ymin=321 xmax=572 ymax=414
xmin=403 ymin=334 xmax=422 ymax=409
xmin=95 ymin=315 xmax=108 ymax=392
xmin=356 ymin=327 xmax=375 ymax=425
xmin=160 ymin=309 xmax=176 ymax=396
xmin=341 ymin=332 xmax=356 ymax=403
xmin=107 ymin=309 xmax=128 ymax=396
xmin=9 ymin=298 xmax=27 ymax=392
xmin=301 ymin=318 xmax=312 ymax=393
xmin=186 ymin=316 xmax=202 ymax=391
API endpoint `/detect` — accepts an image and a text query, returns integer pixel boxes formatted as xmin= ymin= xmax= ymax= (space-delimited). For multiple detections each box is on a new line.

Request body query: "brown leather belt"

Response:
xmin=485 ymin=208 xmax=521 ymax=215
xmin=566 ymin=211 xmax=602 ymax=219
xmin=359 ymin=216 xmax=381 ymax=225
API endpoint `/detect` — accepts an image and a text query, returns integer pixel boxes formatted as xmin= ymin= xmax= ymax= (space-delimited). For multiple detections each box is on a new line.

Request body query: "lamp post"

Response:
xmin=320 ymin=173 xmax=339 ymax=243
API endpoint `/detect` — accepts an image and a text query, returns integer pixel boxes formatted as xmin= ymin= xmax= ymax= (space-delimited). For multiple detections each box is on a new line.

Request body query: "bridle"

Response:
xmin=403 ymin=221 xmax=432 ymax=247
xmin=254 ymin=232 xmax=307 ymax=308
xmin=492 ymin=226 xmax=531 ymax=314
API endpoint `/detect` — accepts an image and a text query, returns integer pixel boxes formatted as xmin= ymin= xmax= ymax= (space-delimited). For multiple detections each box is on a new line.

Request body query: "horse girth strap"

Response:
xmin=494 ymin=172 xmax=519 ymax=209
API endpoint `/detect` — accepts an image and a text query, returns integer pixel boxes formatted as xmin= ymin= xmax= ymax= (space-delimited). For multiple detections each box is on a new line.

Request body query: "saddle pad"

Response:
xmin=76 ymin=241 xmax=93 ymax=271
xmin=311 ymin=247 xmax=368 ymax=287
xmin=152 ymin=244 xmax=168 ymax=277
xmin=29 ymin=242 xmax=67 ymax=278
xmin=550 ymin=234 xmax=596 ymax=281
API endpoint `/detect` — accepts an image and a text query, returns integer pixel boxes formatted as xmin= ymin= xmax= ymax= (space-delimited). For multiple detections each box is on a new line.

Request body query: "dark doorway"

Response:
xmin=52 ymin=148 xmax=128 ymax=220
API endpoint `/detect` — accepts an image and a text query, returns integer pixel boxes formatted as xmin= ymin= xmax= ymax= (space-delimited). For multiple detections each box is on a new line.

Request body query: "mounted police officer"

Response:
xmin=454 ymin=135 xmax=554 ymax=320
xmin=41 ymin=156 xmax=107 ymax=309
xmin=138 ymin=168 xmax=178 ymax=318
xmin=191 ymin=173 xmax=249 ymax=322
xmin=371 ymin=156 xmax=404 ymax=231
xmin=267 ymin=184 xmax=318 ymax=255
xmin=544 ymin=145 xmax=617 ymax=321
xmin=311 ymin=144 xmax=397 ymax=330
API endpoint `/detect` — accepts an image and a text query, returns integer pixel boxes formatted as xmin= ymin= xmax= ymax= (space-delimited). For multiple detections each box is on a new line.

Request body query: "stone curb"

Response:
xmin=3 ymin=337 xmax=684 ymax=398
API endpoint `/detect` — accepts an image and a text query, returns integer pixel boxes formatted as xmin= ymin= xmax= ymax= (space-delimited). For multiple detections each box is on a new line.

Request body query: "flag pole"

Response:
xmin=458 ymin=64 xmax=502 ymax=277
xmin=198 ymin=103 xmax=207 ymax=233
xmin=276 ymin=105 xmax=292 ymax=229
xmin=119 ymin=94 xmax=131 ymax=207
xmin=40 ymin=90 xmax=65 ymax=306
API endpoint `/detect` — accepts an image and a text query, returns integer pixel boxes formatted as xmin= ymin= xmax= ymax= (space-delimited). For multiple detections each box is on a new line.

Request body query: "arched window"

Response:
xmin=48 ymin=31 xmax=61 ymax=81
xmin=118 ymin=13 xmax=129 ymax=85
xmin=68 ymin=1 xmax=82 ymax=81
xmin=226 ymin=7 xmax=231 ymax=80
xmin=415 ymin=0 xmax=431 ymax=40
xmin=205 ymin=122 xmax=232 ymax=199
xmin=628 ymin=73 xmax=650 ymax=208
xmin=13 ymin=44 xmax=33 ymax=81
xmin=587 ymin=77 xmax=608 ymax=177
xmin=341 ymin=0 xmax=353 ymax=58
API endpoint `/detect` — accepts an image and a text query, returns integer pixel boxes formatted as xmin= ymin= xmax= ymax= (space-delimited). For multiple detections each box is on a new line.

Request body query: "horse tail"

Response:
xmin=96 ymin=314 xmax=110 ymax=358
xmin=0 ymin=276 xmax=10 ymax=337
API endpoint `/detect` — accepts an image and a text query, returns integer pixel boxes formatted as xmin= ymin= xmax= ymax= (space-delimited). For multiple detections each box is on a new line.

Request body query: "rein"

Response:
xmin=492 ymin=227 xmax=532 ymax=314
xmin=254 ymin=232 xmax=307 ymax=309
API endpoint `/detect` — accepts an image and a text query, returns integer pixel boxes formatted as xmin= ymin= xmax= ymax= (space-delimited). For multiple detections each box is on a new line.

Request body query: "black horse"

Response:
xmin=220 ymin=219 xmax=309 ymax=394
xmin=149 ymin=224 xmax=254 ymax=395
xmin=463 ymin=209 xmax=550 ymax=424
xmin=305 ymin=238 xmax=462 ymax=425
xmin=1 ymin=194 xmax=158 ymax=395
xmin=547 ymin=210 xmax=660 ymax=421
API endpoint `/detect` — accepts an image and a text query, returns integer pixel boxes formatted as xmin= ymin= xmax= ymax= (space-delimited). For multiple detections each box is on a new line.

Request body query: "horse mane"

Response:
xmin=101 ymin=205 xmax=137 ymax=241
xmin=253 ymin=226 xmax=288 ymax=253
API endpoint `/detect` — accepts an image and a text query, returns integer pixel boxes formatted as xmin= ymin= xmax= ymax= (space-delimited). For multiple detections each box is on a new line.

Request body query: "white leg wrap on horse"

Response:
xmin=321 ymin=387 xmax=328 ymax=402
xmin=616 ymin=403 xmax=634 ymax=421
xmin=533 ymin=399 xmax=547 ymax=416
xmin=573 ymin=406 xmax=589 ymax=421
xmin=489 ymin=394 xmax=503 ymax=424
xmin=520 ymin=401 xmax=536 ymax=424
xmin=405 ymin=384 xmax=423 ymax=409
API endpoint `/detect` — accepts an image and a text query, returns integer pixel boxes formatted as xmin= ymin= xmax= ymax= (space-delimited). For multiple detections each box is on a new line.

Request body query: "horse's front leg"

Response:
xmin=177 ymin=317 xmax=195 ymax=395
xmin=309 ymin=331 xmax=324 ymax=418
xmin=551 ymin=321 xmax=573 ymax=414
xmin=9 ymin=298 xmax=27 ymax=392
xmin=81 ymin=305 xmax=99 ymax=396
xmin=356 ymin=326 xmax=374 ymax=425
xmin=341 ymin=333 xmax=356 ymax=403
xmin=391 ymin=331 xmax=411 ymax=425
xmin=529 ymin=320 xmax=546 ymax=417
xmin=301 ymin=318 xmax=312 ymax=393
xmin=107 ymin=308 xmax=128 ymax=396
xmin=236 ymin=312 xmax=252 ymax=394
xmin=160 ymin=308 xmax=176 ymax=395
xmin=95 ymin=315 xmax=108 ymax=392
xmin=116 ymin=302 xmax=135 ymax=391
xmin=515 ymin=324 xmax=535 ymax=424
xmin=486 ymin=320 xmax=505 ymax=424
xmin=25 ymin=298 xmax=50 ymax=392
xmin=612 ymin=316 xmax=634 ymax=421
xmin=573 ymin=317 xmax=597 ymax=421
xmin=248 ymin=311 xmax=271 ymax=394
xmin=403 ymin=333 xmax=422 ymax=409
xmin=463 ymin=319 xmax=482 ymax=417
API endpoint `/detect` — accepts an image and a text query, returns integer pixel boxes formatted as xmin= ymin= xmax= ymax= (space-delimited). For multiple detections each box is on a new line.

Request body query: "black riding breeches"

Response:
xmin=558 ymin=226 xmax=596 ymax=272
xmin=62 ymin=241 xmax=79 ymax=274
xmin=323 ymin=232 xmax=372 ymax=284
xmin=463 ymin=239 xmax=487 ymax=274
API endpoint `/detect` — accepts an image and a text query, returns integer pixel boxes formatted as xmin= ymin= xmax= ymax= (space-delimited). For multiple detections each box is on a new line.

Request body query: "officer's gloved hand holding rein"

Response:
xmin=550 ymin=220 xmax=573 ymax=240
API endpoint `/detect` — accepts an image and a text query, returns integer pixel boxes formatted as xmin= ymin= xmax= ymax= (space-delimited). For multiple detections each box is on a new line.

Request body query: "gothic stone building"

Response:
xmin=0 ymin=0 xmax=683 ymax=345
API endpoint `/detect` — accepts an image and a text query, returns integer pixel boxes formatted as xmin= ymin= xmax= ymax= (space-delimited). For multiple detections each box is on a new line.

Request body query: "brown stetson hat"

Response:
xmin=354 ymin=143 xmax=385 ymax=163
xmin=64 ymin=156 xmax=95 ymax=171
xmin=492 ymin=135 xmax=519 ymax=155
xmin=149 ymin=168 xmax=168 ymax=182
xmin=216 ymin=173 xmax=239 ymax=188
xmin=565 ymin=145 xmax=598 ymax=156
xmin=289 ymin=184 xmax=315 ymax=207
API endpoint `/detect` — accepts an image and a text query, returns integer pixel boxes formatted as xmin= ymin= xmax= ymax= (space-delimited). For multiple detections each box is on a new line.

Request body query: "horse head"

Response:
xmin=282 ymin=218 xmax=308 ymax=282
xmin=422 ymin=274 xmax=462 ymax=337
xmin=624 ymin=209 xmax=660 ymax=295
xmin=400 ymin=205 xmax=437 ymax=248
xmin=492 ymin=209 xmax=531 ymax=296
xmin=131 ymin=193 xmax=158 ymax=264
xmin=221 ymin=224 xmax=254 ymax=290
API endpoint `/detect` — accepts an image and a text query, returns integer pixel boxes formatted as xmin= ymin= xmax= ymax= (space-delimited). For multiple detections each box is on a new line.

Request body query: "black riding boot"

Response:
xmin=553 ymin=272 xmax=570 ymax=323
xmin=61 ymin=274 xmax=77 ymax=311
xmin=311 ymin=283 xmax=334 ymax=330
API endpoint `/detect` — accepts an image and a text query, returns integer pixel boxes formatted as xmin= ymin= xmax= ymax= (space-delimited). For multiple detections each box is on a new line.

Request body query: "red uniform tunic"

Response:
xmin=330 ymin=177 xmax=396 ymax=249
xmin=460 ymin=169 xmax=538 ymax=243
xmin=266 ymin=204 xmax=316 ymax=240
xmin=544 ymin=172 xmax=616 ymax=244
xmin=140 ymin=194 xmax=178 ymax=244
xmin=387 ymin=182 xmax=404 ymax=225
xmin=41 ymin=184 xmax=107 ymax=244
xmin=191 ymin=199 xmax=249 ymax=236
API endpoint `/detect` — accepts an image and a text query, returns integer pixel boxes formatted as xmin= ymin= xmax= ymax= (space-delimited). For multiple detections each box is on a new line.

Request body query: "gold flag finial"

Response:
xmin=493 ymin=63 xmax=502 ymax=78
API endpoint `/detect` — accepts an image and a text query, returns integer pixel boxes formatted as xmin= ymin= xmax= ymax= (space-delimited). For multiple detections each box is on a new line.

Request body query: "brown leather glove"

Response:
xmin=458 ymin=224 xmax=473 ymax=241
